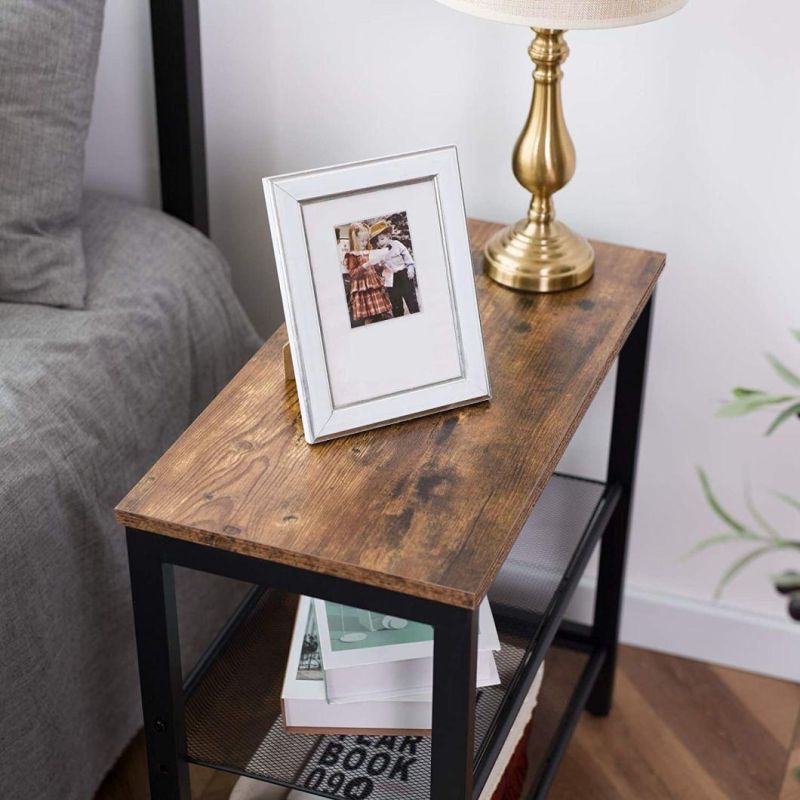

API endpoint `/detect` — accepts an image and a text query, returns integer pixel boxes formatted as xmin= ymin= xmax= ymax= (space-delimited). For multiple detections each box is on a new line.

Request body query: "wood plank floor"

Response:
xmin=96 ymin=645 xmax=800 ymax=800
xmin=547 ymin=647 xmax=800 ymax=800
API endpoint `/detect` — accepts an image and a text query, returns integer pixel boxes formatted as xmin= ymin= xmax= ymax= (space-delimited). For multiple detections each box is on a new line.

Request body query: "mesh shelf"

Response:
xmin=488 ymin=473 xmax=606 ymax=615
xmin=184 ymin=473 xmax=610 ymax=799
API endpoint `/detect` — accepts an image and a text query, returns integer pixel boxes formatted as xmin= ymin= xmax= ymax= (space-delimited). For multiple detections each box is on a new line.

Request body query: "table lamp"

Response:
xmin=432 ymin=0 xmax=687 ymax=292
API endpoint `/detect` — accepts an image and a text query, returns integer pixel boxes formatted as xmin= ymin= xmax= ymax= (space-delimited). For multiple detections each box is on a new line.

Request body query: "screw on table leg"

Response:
xmin=127 ymin=527 xmax=191 ymax=799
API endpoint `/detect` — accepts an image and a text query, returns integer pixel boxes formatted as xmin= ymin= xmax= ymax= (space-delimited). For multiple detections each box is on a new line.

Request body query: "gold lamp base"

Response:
xmin=486 ymin=28 xmax=594 ymax=293
xmin=485 ymin=217 xmax=594 ymax=293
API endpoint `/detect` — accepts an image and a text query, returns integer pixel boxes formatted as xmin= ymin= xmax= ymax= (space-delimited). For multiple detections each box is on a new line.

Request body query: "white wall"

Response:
xmin=85 ymin=0 xmax=800 ymax=675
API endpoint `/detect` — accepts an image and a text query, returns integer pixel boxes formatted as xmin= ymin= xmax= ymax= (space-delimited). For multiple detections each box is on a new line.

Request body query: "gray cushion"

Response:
xmin=0 ymin=191 xmax=262 ymax=800
xmin=0 ymin=0 xmax=105 ymax=308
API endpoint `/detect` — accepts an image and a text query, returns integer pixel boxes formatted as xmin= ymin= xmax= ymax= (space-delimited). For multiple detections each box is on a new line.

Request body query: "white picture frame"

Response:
xmin=263 ymin=146 xmax=490 ymax=444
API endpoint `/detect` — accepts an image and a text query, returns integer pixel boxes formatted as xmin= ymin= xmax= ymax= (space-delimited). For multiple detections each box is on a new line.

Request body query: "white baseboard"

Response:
xmin=564 ymin=579 xmax=800 ymax=683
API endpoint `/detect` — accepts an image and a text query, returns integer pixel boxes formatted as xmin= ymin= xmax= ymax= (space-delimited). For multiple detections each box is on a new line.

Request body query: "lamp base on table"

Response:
xmin=484 ymin=217 xmax=594 ymax=293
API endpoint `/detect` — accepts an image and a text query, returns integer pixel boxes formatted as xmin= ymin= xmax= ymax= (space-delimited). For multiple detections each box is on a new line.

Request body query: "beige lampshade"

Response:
xmin=432 ymin=0 xmax=687 ymax=29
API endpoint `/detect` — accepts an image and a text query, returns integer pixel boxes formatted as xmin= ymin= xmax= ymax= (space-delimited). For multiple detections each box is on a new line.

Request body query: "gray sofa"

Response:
xmin=0 ymin=190 xmax=261 ymax=799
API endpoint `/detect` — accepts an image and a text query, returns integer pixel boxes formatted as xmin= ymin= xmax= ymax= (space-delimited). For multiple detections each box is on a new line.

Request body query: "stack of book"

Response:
xmin=230 ymin=649 xmax=544 ymax=800
xmin=227 ymin=593 xmax=545 ymax=800
xmin=281 ymin=595 xmax=502 ymax=734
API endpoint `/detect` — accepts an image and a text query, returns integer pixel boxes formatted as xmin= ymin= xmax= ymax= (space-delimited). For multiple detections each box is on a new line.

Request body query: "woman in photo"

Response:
xmin=344 ymin=222 xmax=392 ymax=326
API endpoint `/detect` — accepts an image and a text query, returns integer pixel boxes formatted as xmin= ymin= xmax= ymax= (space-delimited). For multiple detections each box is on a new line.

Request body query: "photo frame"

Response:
xmin=263 ymin=147 xmax=490 ymax=444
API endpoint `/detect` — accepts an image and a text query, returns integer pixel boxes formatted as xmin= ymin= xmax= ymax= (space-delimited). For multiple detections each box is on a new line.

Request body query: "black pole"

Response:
xmin=587 ymin=295 xmax=655 ymax=716
xmin=127 ymin=528 xmax=191 ymax=798
xmin=431 ymin=607 xmax=478 ymax=799
xmin=149 ymin=0 xmax=209 ymax=235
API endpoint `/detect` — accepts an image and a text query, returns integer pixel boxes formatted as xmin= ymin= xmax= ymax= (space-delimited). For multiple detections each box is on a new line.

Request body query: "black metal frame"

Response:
xmin=150 ymin=0 xmax=208 ymax=235
xmin=475 ymin=481 xmax=620 ymax=797
xmin=142 ymin=4 xmax=655 ymax=796
xmin=127 ymin=527 xmax=481 ymax=799
xmin=126 ymin=295 xmax=654 ymax=800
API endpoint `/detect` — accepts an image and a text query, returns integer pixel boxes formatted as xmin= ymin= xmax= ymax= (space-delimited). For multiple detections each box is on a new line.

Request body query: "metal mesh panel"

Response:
xmin=472 ymin=635 xmax=528 ymax=750
xmin=489 ymin=474 xmax=605 ymax=614
xmin=185 ymin=473 xmax=606 ymax=798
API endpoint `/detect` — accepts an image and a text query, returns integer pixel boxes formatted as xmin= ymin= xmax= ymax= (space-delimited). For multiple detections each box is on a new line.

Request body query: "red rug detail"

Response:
xmin=490 ymin=720 xmax=532 ymax=800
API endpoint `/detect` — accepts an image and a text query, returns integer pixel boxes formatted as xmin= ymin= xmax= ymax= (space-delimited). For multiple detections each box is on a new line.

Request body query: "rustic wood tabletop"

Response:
xmin=115 ymin=220 xmax=664 ymax=609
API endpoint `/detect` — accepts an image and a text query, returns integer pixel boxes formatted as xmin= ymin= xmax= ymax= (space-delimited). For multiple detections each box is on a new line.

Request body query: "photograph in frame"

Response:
xmin=263 ymin=147 xmax=490 ymax=444
xmin=336 ymin=211 xmax=422 ymax=329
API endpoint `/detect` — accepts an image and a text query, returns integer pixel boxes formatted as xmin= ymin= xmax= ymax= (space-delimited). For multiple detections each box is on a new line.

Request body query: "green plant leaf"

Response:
xmin=745 ymin=483 xmax=780 ymax=539
xmin=772 ymin=571 xmax=800 ymax=594
xmin=714 ymin=545 xmax=776 ymax=598
xmin=791 ymin=329 xmax=800 ymax=343
xmin=697 ymin=468 xmax=752 ymax=536
xmin=775 ymin=492 xmax=800 ymax=513
xmin=794 ymin=764 xmax=800 ymax=783
xmin=766 ymin=353 xmax=800 ymax=388
xmin=771 ymin=538 xmax=800 ymax=551
xmin=766 ymin=401 xmax=800 ymax=435
xmin=717 ymin=393 xmax=795 ymax=418
xmin=683 ymin=534 xmax=742 ymax=560
xmin=732 ymin=387 xmax=761 ymax=398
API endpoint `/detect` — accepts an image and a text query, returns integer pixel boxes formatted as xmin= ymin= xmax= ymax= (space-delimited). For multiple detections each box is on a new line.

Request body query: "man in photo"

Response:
xmin=369 ymin=220 xmax=420 ymax=318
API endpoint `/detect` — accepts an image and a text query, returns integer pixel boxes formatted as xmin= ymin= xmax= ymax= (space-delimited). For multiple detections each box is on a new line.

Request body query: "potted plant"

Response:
xmin=691 ymin=331 xmax=800 ymax=620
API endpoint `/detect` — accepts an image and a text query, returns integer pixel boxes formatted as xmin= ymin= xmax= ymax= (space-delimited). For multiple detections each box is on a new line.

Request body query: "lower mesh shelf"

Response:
xmin=184 ymin=473 xmax=607 ymax=798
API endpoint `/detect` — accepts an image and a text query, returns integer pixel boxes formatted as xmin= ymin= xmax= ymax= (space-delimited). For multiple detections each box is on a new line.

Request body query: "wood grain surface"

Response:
xmin=115 ymin=220 xmax=664 ymax=609
xmin=547 ymin=648 xmax=800 ymax=800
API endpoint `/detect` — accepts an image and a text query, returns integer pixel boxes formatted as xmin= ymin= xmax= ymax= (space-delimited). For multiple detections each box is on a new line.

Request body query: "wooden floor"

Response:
xmin=96 ymin=645 xmax=800 ymax=800
xmin=548 ymin=647 xmax=800 ymax=800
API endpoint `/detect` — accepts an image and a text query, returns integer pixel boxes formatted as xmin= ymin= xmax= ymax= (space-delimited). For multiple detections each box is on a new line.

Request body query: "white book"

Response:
xmin=313 ymin=596 xmax=501 ymax=703
xmin=281 ymin=597 xmax=432 ymax=734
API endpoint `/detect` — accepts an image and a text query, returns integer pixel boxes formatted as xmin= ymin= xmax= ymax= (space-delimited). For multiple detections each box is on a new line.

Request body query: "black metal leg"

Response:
xmin=431 ymin=607 xmax=478 ymax=800
xmin=127 ymin=528 xmax=191 ymax=799
xmin=587 ymin=295 xmax=655 ymax=716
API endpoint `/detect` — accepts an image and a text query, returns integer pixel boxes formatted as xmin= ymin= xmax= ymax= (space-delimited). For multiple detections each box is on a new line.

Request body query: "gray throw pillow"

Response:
xmin=0 ymin=0 xmax=105 ymax=309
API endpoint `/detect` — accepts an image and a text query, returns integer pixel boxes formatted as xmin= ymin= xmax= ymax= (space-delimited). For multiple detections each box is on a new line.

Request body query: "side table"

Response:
xmin=115 ymin=219 xmax=664 ymax=800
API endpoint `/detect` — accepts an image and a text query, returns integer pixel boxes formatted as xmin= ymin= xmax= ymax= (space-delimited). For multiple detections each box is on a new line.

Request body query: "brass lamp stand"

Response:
xmin=485 ymin=28 xmax=594 ymax=293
